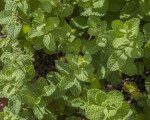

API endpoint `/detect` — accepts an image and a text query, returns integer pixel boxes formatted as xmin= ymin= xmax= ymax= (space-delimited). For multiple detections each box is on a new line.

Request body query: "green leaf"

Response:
xmin=125 ymin=46 xmax=144 ymax=58
xmin=0 ymin=112 xmax=4 ymax=120
xmin=33 ymin=8 xmax=44 ymax=23
xmin=51 ymin=28 xmax=69 ymax=41
xmin=66 ymin=116 xmax=82 ymax=120
xmin=36 ymin=77 xmax=48 ymax=89
xmin=42 ymin=85 xmax=56 ymax=96
xmin=89 ymin=74 xmax=101 ymax=88
xmin=135 ymin=114 xmax=148 ymax=120
xmin=96 ymin=55 xmax=109 ymax=79
xmin=144 ymin=44 xmax=150 ymax=58
xmin=71 ymin=98 xmax=84 ymax=108
xmin=43 ymin=34 xmax=56 ymax=52
xmin=82 ymin=39 xmax=100 ymax=55
xmin=143 ymin=23 xmax=150 ymax=39
xmin=86 ymin=105 xmax=105 ymax=120
xmin=123 ymin=82 xmax=138 ymax=93
xmin=139 ymin=0 xmax=150 ymax=16
xmin=143 ymin=58 xmax=150 ymax=70
xmin=28 ymin=24 xmax=45 ymax=38
xmin=107 ymin=90 xmax=124 ymax=108
xmin=12 ymin=69 xmax=25 ymax=82
xmin=3 ymin=85 xmax=16 ymax=98
xmin=113 ymin=37 xmax=129 ymax=49
xmin=71 ymin=16 xmax=88 ymax=29
xmin=18 ymin=110 xmax=30 ymax=120
xmin=123 ymin=18 xmax=140 ymax=39
xmin=107 ymin=50 xmax=127 ymax=71
xmin=135 ymin=61 xmax=144 ymax=75
xmin=18 ymin=86 xmax=40 ymax=105
xmin=74 ymin=68 xmax=89 ymax=82
xmin=5 ymin=1 xmax=17 ymax=11
xmin=95 ymin=91 xmax=107 ymax=106
xmin=33 ymin=105 xmax=45 ymax=120
xmin=147 ymin=94 xmax=150 ymax=106
xmin=145 ymin=77 xmax=150 ymax=93
xmin=120 ymin=0 xmax=144 ymax=20
xmin=96 ymin=35 xmax=107 ymax=47
xmin=87 ymin=16 xmax=102 ymax=28
xmin=0 ymin=0 xmax=5 ymax=11
xmin=88 ymin=24 xmax=107 ymax=36
xmin=59 ymin=75 xmax=76 ymax=90
xmin=82 ymin=55 xmax=92 ymax=65
xmin=52 ymin=85 xmax=67 ymax=99
xmin=58 ymin=4 xmax=74 ymax=17
xmin=121 ymin=58 xmax=137 ymax=76
xmin=78 ymin=55 xmax=92 ymax=67
xmin=73 ymin=38 xmax=82 ymax=54
xmin=112 ymin=20 xmax=124 ymax=36
xmin=56 ymin=62 xmax=72 ymax=75
xmin=116 ymin=102 xmax=131 ymax=119
xmin=47 ymin=72 xmax=61 ymax=85
xmin=17 ymin=0 xmax=29 ymax=16
xmin=103 ymin=109 xmax=117 ymax=119
xmin=65 ymin=54 xmax=78 ymax=69
xmin=108 ymin=0 xmax=125 ymax=12
xmin=76 ymin=0 xmax=92 ymax=8
xmin=22 ymin=24 xmax=30 ymax=34
xmin=108 ymin=102 xmax=131 ymax=120
xmin=87 ymin=16 xmax=107 ymax=36
xmin=107 ymin=71 xmax=122 ymax=85
xmin=70 ymin=80 xmax=81 ymax=97
xmin=0 ymin=10 xmax=16 ymax=24
xmin=84 ymin=64 xmax=95 ymax=75
xmin=93 ymin=0 xmax=107 ymax=8
xmin=79 ymin=0 xmax=108 ymax=17
xmin=45 ymin=17 xmax=60 ymax=31
xmin=87 ymin=89 xmax=99 ymax=104
xmin=40 ymin=1 xmax=52 ymax=13
xmin=9 ymin=97 xmax=21 ymax=114
xmin=33 ymin=36 xmax=45 ymax=50
xmin=132 ymin=32 xmax=144 ymax=47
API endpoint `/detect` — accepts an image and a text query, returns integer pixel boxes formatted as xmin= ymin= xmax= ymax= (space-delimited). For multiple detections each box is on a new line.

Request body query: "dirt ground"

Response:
xmin=0 ymin=98 xmax=8 ymax=112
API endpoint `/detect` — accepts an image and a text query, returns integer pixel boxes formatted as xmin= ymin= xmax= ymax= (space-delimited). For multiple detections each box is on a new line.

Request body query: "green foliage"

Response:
xmin=0 ymin=0 xmax=150 ymax=120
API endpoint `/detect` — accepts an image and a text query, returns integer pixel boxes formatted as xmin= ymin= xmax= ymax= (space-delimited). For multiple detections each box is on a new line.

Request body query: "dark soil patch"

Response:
xmin=0 ymin=98 xmax=8 ymax=112
xmin=33 ymin=50 xmax=63 ymax=78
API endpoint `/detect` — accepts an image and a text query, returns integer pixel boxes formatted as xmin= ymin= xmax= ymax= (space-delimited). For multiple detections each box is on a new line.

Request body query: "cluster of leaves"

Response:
xmin=1 ymin=0 xmax=150 ymax=120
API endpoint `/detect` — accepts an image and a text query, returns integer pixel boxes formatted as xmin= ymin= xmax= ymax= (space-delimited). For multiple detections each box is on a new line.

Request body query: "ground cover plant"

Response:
xmin=1 ymin=0 xmax=150 ymax=119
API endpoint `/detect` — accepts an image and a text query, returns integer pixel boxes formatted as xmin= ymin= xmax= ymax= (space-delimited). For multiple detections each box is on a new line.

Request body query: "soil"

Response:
xmin=33 ymin=50 xmax=62 ymax=78
xmin=0 ymin=98 xmax=8 ymax=112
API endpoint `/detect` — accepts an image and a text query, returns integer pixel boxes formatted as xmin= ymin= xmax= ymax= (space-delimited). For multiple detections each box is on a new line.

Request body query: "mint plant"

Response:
xmin=0 ymin=0 xmax=150 ymax=120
